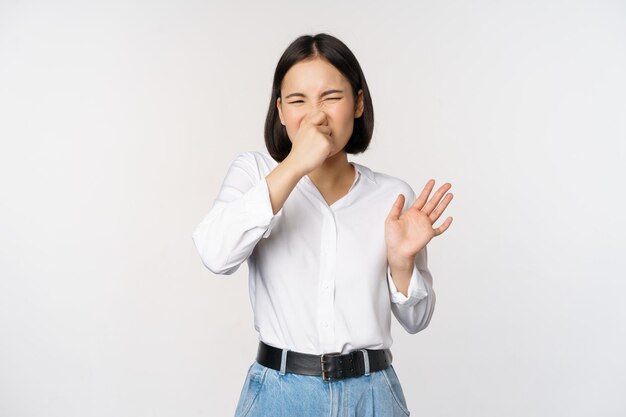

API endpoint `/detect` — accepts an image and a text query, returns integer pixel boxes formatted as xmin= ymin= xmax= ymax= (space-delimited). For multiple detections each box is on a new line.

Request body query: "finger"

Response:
xmin=411 ymin=179 xmax=435 ymax=210
xmin=386 ymin=194 xmax=405 ymax=222
xmin=317 ymin=125 xmax=332 ymax=136
xmin=429 ymin=193 xmax=454 ymax=223
xmin=433 ymin=216 xmax=453 ymax=236
xmin=422 ymin=183 xmax=452 ymax=215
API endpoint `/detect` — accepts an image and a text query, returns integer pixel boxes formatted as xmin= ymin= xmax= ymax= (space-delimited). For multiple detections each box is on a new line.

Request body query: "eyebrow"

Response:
xmin=284 ymin=89 xmax=344 ymax=99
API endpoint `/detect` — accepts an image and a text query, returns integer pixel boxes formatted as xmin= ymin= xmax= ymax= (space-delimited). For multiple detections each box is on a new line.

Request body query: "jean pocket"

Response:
xmin=234 ymin=361 xmax=269 ymax=417
xmin=381 ymin=364 xmax=411 ymax=416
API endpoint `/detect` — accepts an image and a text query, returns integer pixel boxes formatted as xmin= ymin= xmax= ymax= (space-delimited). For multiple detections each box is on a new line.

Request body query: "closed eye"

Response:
xmin=288 ymin=97 xmax=342 ymax=104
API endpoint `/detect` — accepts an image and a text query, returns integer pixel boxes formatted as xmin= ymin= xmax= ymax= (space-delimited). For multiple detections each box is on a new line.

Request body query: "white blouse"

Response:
xmin=192 ymin=151 xmax=436 ymax=355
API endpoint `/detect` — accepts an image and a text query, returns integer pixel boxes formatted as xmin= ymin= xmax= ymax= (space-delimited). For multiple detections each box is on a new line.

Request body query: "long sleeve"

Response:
xmin=387 ymin=245 xmax=436 ymax=334
xmin=385 ymin=185 xmax=436 ymax=334
xmin=191 ymin=152 xmax=283 ymax=275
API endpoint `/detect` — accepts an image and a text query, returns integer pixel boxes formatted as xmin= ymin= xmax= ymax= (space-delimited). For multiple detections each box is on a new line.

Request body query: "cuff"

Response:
xmin=387 ymin=263 xmax=429 ymax=306
xmin=241 ymin=176 xmax=283 ymax=238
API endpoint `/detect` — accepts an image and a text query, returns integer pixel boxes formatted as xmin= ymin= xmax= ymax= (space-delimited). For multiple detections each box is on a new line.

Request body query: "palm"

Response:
xmin=385 ymin=179 xmax=454 ymax=261
xmin=385 ymin=207 xmax=435 ymax=258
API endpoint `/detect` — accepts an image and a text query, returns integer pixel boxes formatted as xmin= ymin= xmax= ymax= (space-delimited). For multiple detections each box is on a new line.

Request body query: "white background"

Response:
xmin=1 ymin=1 xmax=625 ymax=416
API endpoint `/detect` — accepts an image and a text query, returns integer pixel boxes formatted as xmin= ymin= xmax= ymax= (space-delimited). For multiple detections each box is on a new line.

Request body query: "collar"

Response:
xmin=351 ymin=161 xmax=377 ymax=184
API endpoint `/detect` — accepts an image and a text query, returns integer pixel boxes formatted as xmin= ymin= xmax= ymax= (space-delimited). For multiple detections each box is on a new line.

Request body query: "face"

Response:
xmin=276 ymin=57 xmax=364 ymax=157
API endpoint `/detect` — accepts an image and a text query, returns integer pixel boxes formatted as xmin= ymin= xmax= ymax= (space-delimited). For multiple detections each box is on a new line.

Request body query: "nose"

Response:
xmin=305 ymin=98 xmax=329 ymax=112
xmin=300 ymin=107 xmax=327 ymax=126
xmin=312 ymin=109 xmax=329 ymax=126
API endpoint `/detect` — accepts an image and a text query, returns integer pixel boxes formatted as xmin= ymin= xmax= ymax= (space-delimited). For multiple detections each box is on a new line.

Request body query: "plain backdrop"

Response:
xmin=1 ymin=1 xmax=625 ymax=416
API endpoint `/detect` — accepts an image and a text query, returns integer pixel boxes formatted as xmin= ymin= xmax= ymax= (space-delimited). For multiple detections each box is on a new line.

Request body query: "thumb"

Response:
xmin=386 ymin=194 xmax=405 ymax=222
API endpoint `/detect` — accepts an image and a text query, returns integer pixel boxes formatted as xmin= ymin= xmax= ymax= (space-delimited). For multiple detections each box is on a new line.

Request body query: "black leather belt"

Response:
xmin=256 ymin=341 xmax=393 ymax=382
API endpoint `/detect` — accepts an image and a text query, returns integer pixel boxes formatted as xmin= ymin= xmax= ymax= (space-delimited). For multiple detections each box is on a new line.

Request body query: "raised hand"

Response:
xmin=385 ymin=179 xmax=454 ymax=265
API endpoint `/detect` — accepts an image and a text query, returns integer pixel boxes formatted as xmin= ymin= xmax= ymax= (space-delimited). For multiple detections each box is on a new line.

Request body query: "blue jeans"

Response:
xmin=234 ymin=360 xmax=411 ymax=417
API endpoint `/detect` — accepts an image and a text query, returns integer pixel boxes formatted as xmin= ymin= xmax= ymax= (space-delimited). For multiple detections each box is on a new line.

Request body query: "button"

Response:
xmin=322 ymin=282 xmax=330 ymax=290
xmin=321 ymin=321 xmax=328 ymax=328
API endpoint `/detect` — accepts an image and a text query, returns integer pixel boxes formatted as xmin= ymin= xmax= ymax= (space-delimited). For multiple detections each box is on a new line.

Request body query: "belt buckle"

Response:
xmin=320 ymin=352 xmax=342 ymax=382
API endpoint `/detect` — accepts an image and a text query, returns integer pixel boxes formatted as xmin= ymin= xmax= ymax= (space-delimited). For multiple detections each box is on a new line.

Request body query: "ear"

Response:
xmin=354 ymin=89 xmax=364 ymax=119
xmin=276 ymin=97 xmax=285 ymax=125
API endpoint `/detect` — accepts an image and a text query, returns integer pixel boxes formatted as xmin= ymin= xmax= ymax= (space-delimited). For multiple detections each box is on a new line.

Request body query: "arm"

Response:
xmin=384 ymin=179 xmax=453 ymax=334
xmin=191 ymin=152 xmax=302 ymax=274
xmin=387 ymin=245 xmax=436 ymax=334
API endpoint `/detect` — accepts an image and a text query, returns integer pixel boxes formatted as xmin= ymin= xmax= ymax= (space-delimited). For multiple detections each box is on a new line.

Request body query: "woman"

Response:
xmin=192 ymin=32 xmax=453 ymax=417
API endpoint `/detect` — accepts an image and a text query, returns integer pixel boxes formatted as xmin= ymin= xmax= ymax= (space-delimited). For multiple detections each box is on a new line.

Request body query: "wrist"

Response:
xmin=387 ymin=254 xmax=415 ymax=271
xmin=387 ymin=261 xmax=413 ymax=297
xmin=280 ymin=156 xmax=306 ymax=181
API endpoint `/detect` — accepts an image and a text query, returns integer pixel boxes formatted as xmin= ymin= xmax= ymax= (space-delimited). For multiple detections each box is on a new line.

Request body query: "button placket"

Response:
xmin=317 ymin=204 xmax=337 ymax=351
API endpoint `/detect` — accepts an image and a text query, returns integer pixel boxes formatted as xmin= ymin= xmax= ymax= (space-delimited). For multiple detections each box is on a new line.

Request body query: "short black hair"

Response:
xmin=264 ymin=33 xmax=374 ymax=162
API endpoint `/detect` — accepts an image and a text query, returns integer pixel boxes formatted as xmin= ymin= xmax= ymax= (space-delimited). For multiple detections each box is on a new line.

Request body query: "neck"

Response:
xmin=307 ymin=151 xmax=353 ymax=188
